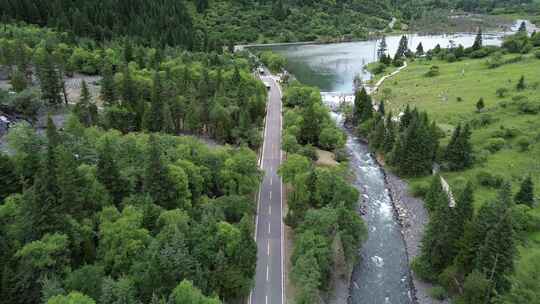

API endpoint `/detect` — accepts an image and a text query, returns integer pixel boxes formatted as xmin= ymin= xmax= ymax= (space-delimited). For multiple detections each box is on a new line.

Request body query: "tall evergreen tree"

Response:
xmin=143 ymin=135 xmax=178 ymax=209
xmin=472 ymin=27 xmax=483 ymax=50
xmin=515 ymin=176 xmax=534 ymax=207
xmin=394 ymin=35 xmax=409 ymax=59
xmin=0 ymin=153 xmax=21 ymax=201
xmin=121 ymin=64 xmax=136 ymax=109
xmin=416 ymin=42 xmax=424 ymax=56
xmin=144 ymin=72 xmax=165 ymax=132
xmin=100 ymin=64 xmax=116 ymax=106
xmin=96 ymin=139 xmax=127 ymax=206
xmin=377 ymin=36 xmax=388 ymax=60
xmin=444 ymin=123 xmax=473 ymax=170
xmin=352 ymin=87 xmax=372 ymax=125
xmin=39 ymin=52 xmax=62 ymax=105
xmin=73 ymin=80 xmax=98 ymax=127
xmin=382 ymin=111 xmax=395 ymax=153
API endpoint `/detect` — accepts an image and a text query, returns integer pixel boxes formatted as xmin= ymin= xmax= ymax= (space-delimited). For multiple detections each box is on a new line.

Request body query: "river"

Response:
xmin=256 ymin=29 xmax=512 ymax=304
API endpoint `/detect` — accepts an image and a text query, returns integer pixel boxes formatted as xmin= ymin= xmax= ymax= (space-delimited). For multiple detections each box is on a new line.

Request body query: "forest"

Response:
xmin=0 ymin=22 xmax=269 ymax=304
xmin=3 ymin=0 xmax=536 ymax=48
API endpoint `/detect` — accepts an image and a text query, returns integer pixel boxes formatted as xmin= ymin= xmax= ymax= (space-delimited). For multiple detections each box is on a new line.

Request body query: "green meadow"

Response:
xmin=375 ymin=49 xmax=540 ymax=260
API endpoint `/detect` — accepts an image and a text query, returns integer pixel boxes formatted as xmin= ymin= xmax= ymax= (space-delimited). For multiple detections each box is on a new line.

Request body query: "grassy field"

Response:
xmin=374 ymin=49 xmax=540 ymax=262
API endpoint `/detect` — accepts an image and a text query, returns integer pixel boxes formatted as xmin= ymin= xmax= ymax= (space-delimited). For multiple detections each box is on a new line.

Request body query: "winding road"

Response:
xmin=250 ymin=69 xmax=284 ymax=304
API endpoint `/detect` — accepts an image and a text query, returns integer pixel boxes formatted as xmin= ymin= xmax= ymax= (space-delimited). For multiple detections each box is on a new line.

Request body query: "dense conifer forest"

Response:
xmin=2 ymin=0 xmax=536 ymax=47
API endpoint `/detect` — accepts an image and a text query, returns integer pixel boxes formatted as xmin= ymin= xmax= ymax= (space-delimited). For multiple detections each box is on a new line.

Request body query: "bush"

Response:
xmin=410 ymin=181 xmax=430 ymax=198
xmin=298 ymin=144 xmax=318 ymax=161
xmin=485 ymin=137 xmax=506 ymax=152
xmin=516 ymin=136 xmax=531 ymax=151
xmin=5 ymin=89 xmax=43 ymax=119
xmin=476 ymin=170 xmax=505 ymax=188
xmin=411 ymin=256 xmax=436 ymax=281
xmin=429 ymin=286 xmax=448 ymax=300
xmin=517 ymin=100 xmax=540 ymax=114
xmin=496 ymin=87 xmax=508 ymax=98
xmin=535 ymin=50 xmax=540 ymax=59
xmin=370 ymin=62 xmax=387 ymax=74
xmin=425 ymin=65 xmax=440 ymax=77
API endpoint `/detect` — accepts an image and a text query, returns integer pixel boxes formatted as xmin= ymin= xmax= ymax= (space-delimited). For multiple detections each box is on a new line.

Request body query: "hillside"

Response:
xmin=373 ymin=36 xmax=540 ymax=303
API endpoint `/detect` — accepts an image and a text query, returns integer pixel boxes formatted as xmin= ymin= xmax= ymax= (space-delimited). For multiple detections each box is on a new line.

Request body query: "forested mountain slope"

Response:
xmin=1 ymin=0 xmax=394 ymax=47
xmin=2 ymin=0 xmax=537 ymax=47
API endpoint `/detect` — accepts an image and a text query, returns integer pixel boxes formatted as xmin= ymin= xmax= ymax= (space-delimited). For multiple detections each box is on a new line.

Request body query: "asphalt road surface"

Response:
xmin=250 ymin=70 xmax=284 ymax=304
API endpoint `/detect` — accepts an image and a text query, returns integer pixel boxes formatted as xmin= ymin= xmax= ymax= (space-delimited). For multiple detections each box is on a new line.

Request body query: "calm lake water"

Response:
xmin=264 ymin=33 xmax=503 ymax=93
xmin=257 ymin=31 xmax=509 ymax=304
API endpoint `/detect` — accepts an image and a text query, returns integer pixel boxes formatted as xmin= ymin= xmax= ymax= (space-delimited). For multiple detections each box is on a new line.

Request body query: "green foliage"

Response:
xmin=352 ymin=87 xmax=373 ymax=125
xmin=170 ymin=280 xmax=221 ymax=304
xmin=47 ymin=292 xmax=96 ymax=304
xmin=0 ymin=153 xmax=21 ymax=201
xmin=260 ymin=51 xmax=286 ymax=73
xmin=497 ymin=250 xmax=540 ymax=304
xmin=444 ymin=123 xmax=473 ymax=170
xmin=429 ymin=286 xmax=448 ymax=300
xmin=515 ymin=176 xmax=534 ymax=207
xmin=425 ymin=65 xmax=440 ymax=77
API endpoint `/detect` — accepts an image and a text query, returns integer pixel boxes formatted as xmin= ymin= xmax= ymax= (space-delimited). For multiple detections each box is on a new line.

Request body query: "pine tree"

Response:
xmin=121 ymin=64 xmax=136 ymax=109
xmin=394 ymin=35 xmax=409 ymax=59
xmin=55 ymin=144 xmax=84 ymax=216
xmin=144 ymin=72 xmax=165 ymax=132
xmin=416 ymin=42 xmax=424 ymax=56
xmin=0 ymin=153 xmax=21 ymax=200
xmin=515 ymin=176 xmax=534 ymax=207
xmin=96 ymin=139 xmax=126 ymax=206
xmin=399 ymin=104 xmax=412 ymax=131
xmin=39 ymin=51 xmax=62 ymax=105
xmin=518 ymin=21 xmax=527 ymax=33
xmin=472 ymin=27 xmax=483 ymax=51
xmin=382 ymin=111 xmax=395 ymax=153
xmin=46 ymin=115 xmax=60 ymax=148
xmin=444 ymin=123 xmax=473 ymax=170
xmin=418 ymin=175 xmax=459 ymax=275
xmin=353 ymin=87 xmax=372 ymax=124
xmin=368 ymin=115 xmax=385 ymax=150
xmin=476 ymin=97 xmax=485 ymax=112
xmin=516 ymin=75 xmax=525 ymax=91
xmin=143 ymin=135 xmax=177 ymax=209
xmin=9 ymin=68 xmax=28 ymax=93
xmin=378 ymin=100 xmax=385 ymax=115
xmin=100 ymin=63 xmax=116 ymax=106
xmin=377 ymin=36 xmax=388 ymax=60
xmin=74 ymin=80 xmax=98 ymax=127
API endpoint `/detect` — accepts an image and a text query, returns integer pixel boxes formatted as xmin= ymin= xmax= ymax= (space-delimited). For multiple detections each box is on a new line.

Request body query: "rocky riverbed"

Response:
xmin=383 ymin=169 xmax=449 ymax=304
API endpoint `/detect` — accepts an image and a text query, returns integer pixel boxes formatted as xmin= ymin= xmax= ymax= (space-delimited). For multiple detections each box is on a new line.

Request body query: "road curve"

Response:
xmin=250 ymin=70 xmax=284 ymax=304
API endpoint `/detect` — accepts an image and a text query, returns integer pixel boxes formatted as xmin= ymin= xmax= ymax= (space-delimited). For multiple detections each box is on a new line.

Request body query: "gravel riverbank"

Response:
xmin=383 ymin=168 xmax=449 ymax=304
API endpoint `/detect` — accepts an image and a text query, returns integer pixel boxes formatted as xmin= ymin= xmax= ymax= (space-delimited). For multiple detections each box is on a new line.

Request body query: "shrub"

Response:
xmin=425 ymin=65 xmax=440 ymax=77
xmin=486 ymin=52 xmax=503 ymax=68
xmin=516 ymin=136 xmax=531 ymax=151
xmin=486 ymin=137 xmax=505 ymax=152
xmin=298 ymin=144 xmax=318 ymax=161
xmin=535 ymin=50 xmax=540 ymax=59
xmin=496 ymin=87 xmax=508 ymax=98
xmin=476 ymin=170 xmax=505 ymax=188
xmin=517 ymin=100 xmax=540 ymax=114
xmin=411 ymin=256 xmax=435 ymax=281
xmin=410 ymin=181 xmax=430 ymax=198
xmin=370 ymin=62 xmax=387 ymax=74
xmin=429 ymin=286 xmax=448 ymax=300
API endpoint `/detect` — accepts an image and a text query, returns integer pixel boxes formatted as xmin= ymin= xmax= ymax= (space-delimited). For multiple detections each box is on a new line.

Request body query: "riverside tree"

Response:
xmin=515 ymin=176 xmax=534 ymax=207
xmin=443 ymin=123 xmax=473 ymax=170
